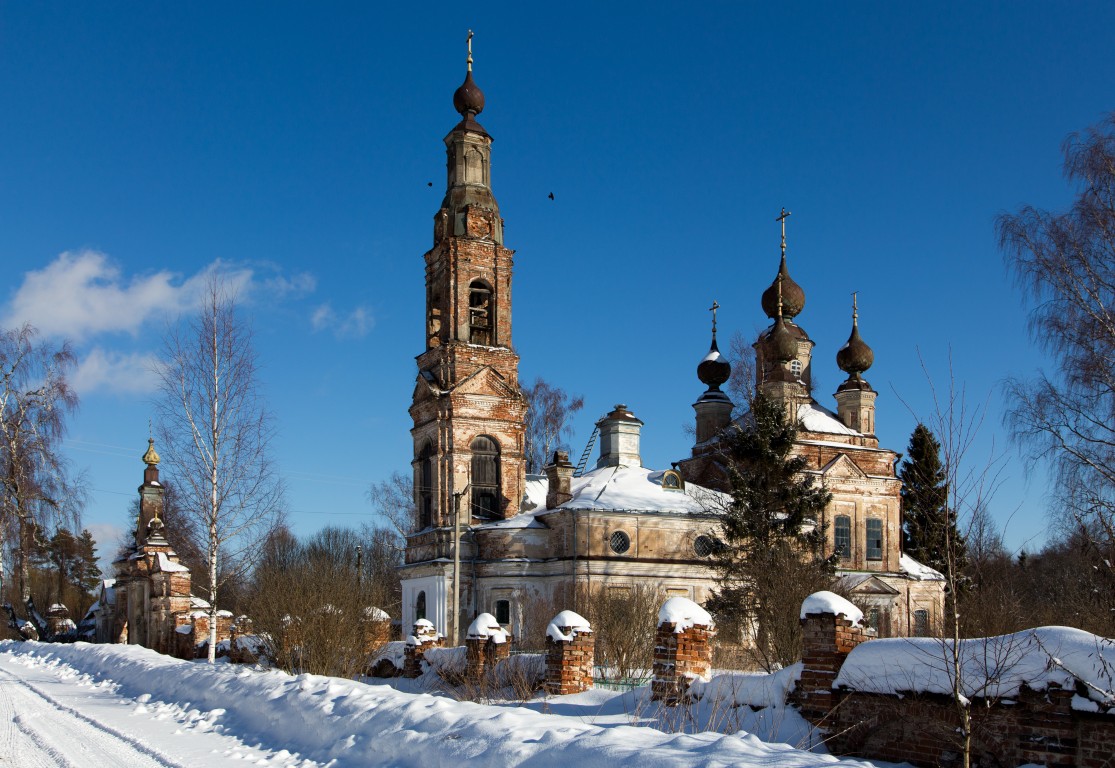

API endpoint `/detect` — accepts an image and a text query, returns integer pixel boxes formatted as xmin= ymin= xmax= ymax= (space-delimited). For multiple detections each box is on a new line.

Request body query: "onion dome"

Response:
xmin=697 ymin=338 xmax=731 ymax=391
xmin=766 ymin=277 xmax=798 ymax=363
xmin=760 ymin=255 xmax=806 ymax=320
xmin=453 ymin=30 xmax=485 ymax=120
xmin=142 ymin=437 xmax=160 ymax=466
xmin=453 ymin=71 xmax=485 ymax=119
xmin=836 ymin=295 xmax=874 ymax=379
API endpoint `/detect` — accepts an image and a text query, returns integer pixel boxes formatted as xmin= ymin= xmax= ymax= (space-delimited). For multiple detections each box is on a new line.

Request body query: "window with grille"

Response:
xmin=694 ymin=535 xmax=718 ymax=557
xmin=609 ymin=530 xmax=631 ymax=554
xmin=866 ymin=518 xmax=883 ymax=560
xmin=914 ymin=609 xmax=929 ymax=637
xmin=470 ymin=436 xmax=500 ymax=518
xmin=834 ymin=515 xmax=851 ymax=559
xmin=790 ymin=359 xmax=803 ymax=378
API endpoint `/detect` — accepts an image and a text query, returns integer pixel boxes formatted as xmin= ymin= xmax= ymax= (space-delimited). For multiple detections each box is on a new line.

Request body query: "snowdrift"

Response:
xmin=0 ymin=640 xmax=876 ymax=767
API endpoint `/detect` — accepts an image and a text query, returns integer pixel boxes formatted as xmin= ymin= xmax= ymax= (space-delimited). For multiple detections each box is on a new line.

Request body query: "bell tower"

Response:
xmin=408 ymin=33 xmax=526 ymax=547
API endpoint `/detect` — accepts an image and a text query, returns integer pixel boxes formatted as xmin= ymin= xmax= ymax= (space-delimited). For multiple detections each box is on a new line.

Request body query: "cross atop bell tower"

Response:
xmin=408 ymin=34 xmax=526 ymax=544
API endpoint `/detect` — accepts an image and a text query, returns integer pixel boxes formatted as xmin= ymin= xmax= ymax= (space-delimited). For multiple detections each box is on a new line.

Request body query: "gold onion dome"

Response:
xmin=760 ymin=255 xmax=806 ymax=320
xmin=142 ymin=437 xmax=160 ymax=466
xmin=836 ymin=296 xmax=874 ymax=379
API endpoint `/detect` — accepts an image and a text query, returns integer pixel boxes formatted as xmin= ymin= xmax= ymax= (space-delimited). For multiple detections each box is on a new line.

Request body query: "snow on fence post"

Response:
xmin=544 ymin=610 xmax=594 ymax=695
xmin=465 ymin=613 xmax=510 ymax=682
xmin=651 ymin=597 xmax=714 ymax=705
xmin=796 ymin=591 xmax=869 ymax=723
xmin=403 ymin=619 xmax=443 ymax=678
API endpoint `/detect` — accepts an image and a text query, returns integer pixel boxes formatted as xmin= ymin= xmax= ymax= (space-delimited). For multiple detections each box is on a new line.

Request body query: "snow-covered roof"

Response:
xmin=487 ymin=465 xmax=725 ymax=529
xmin=836 ymin=626 xmax=1115 ymax=711
xmin=800 ymin=591 xmax=864 ymax=625
xmin=156 ymin=552 xmax=189 ymax=573
xmin=899 ymin=553 xmax=946 ymax=581
xmin=733 ymin=399 xmax=862 ymax=438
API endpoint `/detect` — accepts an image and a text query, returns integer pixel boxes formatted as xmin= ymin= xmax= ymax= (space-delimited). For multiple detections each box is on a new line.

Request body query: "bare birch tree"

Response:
xmin=0 ymin=324 xmax=82 ymax=609
xmin=522 ymin=378 xmax=583 ymax=473
xmin=156 ymin=279 xmax=284 ymax=662
xmin=998 ymin=113 xmax=1115 ymax=568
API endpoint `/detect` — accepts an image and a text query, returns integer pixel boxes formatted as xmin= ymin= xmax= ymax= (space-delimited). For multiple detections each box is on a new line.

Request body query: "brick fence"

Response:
xmin=651 ymin=597 xmax=714 ymax=705
xmin=544 ymin=611 xmax=594 ymax=695
xmin=797 ymin=601 xmax=1115 ymax=767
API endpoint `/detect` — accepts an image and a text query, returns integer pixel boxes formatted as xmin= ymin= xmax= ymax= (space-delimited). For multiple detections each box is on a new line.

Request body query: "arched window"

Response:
xmin=790 ymin=359 xmax=803 ymax=378
xmin=468 ymin=280 xmax=493 ymax=345
xmin=470 ymin=435 xmax=500 ymax=518
xmin=834 ymin=515 xmax=851 ymax=559
xmin=416 ymin=591 xmax=426 ymax=621
xmin=416 ymin=443 xmax=434 ymax=530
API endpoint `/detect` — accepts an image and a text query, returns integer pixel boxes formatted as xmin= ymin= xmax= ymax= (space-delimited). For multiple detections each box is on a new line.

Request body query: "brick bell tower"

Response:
xmin=407 ymin=33 xmax=526 ymax=562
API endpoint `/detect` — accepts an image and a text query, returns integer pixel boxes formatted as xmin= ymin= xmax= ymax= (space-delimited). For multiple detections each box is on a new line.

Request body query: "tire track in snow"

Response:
xmin=0 ymin=675 xmax=62 ymax=768
xmin=0 ymin=664 xmax=187 ymax=768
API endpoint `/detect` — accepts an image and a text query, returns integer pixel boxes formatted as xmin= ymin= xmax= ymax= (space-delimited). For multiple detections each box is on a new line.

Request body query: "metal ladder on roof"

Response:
xmin=573 ymin=424 xmax=600 ymax=478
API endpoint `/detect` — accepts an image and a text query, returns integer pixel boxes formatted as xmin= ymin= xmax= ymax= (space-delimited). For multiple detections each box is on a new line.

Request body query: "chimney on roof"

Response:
xmin=545 ymin=451 xmax=575 ymax=509
xmin=595 ymin=404 xmax=643 ymax=469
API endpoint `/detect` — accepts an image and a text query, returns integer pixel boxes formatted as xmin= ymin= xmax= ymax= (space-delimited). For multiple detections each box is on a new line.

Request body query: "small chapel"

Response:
xmin=93 ymin=439 xmax=233 ymax=657
xmin=399 ymin=39 xmax=945 ymax=643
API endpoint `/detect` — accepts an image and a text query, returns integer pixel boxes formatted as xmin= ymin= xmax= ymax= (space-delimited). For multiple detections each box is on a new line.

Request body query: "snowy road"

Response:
xmin=0 ymin=650 xmax=314 ymax=767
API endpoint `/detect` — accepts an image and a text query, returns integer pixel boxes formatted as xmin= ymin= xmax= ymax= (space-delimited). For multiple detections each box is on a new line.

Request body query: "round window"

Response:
xmin=694 ymin=535 xmax=718 ymax=557
xmin=609 ymin=530 xmax=631 ymax=554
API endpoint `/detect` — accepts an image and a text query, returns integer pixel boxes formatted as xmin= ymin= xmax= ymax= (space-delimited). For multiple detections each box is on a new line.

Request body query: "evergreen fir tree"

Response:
xmin=900 ymin=423 xmax=967 ymax=574
xmin=707 ymin=392 xmax=834 ymax=670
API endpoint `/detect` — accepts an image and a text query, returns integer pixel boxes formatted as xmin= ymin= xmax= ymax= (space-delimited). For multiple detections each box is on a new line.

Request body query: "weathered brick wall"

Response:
xmin=544 ymin=625 xmax=594 ymax=696
xmin=403 ymin=621 xmax=443 ymax=678
xmin=799 ymin=608 xmax=1115 ymax=766
xmin=797 ymin=611 xmax=868 ymax=721
xmin=465 ymin=637 xmax=511 ymax=681
xmin=651 ymin=622 xmax=714 ymax=705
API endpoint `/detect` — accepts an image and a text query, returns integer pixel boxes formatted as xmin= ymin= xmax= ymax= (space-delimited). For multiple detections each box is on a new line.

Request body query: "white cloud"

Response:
xmin=310 ymin=303 xmax=373 ymax=339
xmin=2 ymin=251 xmax=313 ymax=342
xmin=71 ymin=348 xmax=161 ymax=395
xmin=3 ymin=251 xmax=181 ymax=341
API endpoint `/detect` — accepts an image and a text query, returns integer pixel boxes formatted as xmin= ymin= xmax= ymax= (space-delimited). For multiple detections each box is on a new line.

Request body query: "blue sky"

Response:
xmin=3 ymin=3 xmax=1113 ymax=566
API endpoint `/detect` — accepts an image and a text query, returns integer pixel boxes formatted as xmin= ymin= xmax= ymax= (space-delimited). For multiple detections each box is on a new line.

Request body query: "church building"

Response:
xmin=399 ymin=41 xmax=944 ymax=643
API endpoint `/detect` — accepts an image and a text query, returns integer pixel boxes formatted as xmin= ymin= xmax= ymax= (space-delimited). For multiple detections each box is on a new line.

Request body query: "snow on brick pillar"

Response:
xmin=403 ymin=619 xmax=443 ymax=678
xmin=797 ymin=591 xmax=868 ymax=723
xmin=651 ymin=597 xmax=714 ymax=705
xmin=465 ymin=612 xmax=510 ymax=681
xmin=544 ymin=610 xmax=594 ymax=695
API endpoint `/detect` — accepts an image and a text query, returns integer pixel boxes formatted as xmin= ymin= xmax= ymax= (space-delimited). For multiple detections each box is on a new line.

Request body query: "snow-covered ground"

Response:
xmin=0 ymin=640 xmax=898 ymax=767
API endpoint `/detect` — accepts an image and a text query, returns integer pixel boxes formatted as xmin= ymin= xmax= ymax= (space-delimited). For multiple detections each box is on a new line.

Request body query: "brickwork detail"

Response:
xmin=403 ymin=620 xmax=443 ymax=678
xmin=797 ymin=607 xmax=1115 ymax=766
xmin=544 ymin=619 xmax=594 ymax=696
xmin=651 ymin=621 xmax=714 ymax=705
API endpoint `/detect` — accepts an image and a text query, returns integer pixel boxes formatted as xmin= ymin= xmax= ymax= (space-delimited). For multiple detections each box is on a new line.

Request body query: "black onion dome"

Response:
xmin=837 ymin=320 xmax=874 ymax=378
xmin=453 ymin=71 xmax=485 ymax=118
xmin=767 ymin=316 xmax=798 ymax=363
xmin=697 ymin=339 xmax=732 ymax=390
xmin=760 ymin=256 xmax=806 ymax=320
